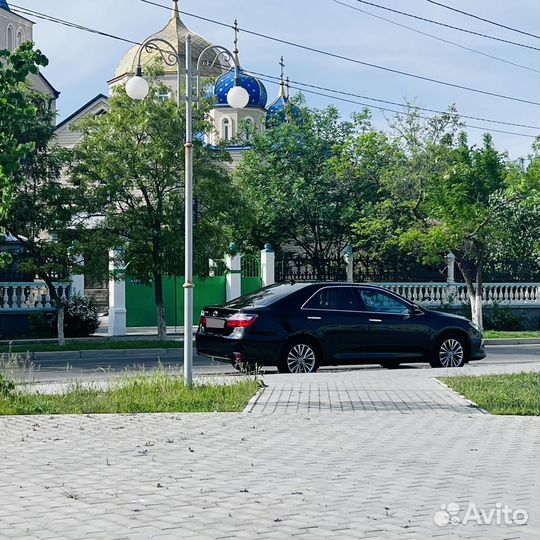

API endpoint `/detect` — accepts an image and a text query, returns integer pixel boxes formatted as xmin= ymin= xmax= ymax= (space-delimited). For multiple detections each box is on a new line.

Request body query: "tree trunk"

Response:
xmin=57 ymin=306 xmax=66 ymax=346
xmin=474 ymin=259 xmax=484 ymax=332
xmin=456 ymin=260 xmax=483 ymax=331
xmin=42 ymin=276 xmax=65 ymax=346
xmin=154 ymin=273 xmax=167 ymax=341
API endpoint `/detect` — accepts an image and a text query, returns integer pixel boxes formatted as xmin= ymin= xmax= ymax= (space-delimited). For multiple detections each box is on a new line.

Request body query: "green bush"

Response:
xmin=483 ymin=304 xmax=522 ymax=331
xmin=63 ymin=294 xmax=100 ymax=338
xmin=28 ymin=295 xmax=100 ymax=339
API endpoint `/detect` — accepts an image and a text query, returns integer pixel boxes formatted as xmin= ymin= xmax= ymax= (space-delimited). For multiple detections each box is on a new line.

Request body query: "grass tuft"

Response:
xmin=0 ymin=368 xmax=260 ymax=415
xmin=0 ymin=339 xmax=184 ymax=354
xmin=483 ymin=330 xmax=539 ymax=339
xmin=440 ymin=372 xmax=540 ymax=416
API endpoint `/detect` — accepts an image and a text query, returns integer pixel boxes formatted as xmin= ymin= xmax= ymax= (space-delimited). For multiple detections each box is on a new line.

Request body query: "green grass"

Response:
xmin=0 ymin=371 xmax=259 ymax=415
xmin=483 ymin=330 xmax=539 ymax=339
xmin=0 ymin=339 xmax=183 ymax=354
xmin=440 ymin=372 xmax=540 ymax=416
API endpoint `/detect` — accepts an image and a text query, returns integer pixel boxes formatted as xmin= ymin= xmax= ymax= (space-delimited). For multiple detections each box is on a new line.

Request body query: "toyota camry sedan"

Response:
xmin=195 ymin=282 xmax=485 ymax=374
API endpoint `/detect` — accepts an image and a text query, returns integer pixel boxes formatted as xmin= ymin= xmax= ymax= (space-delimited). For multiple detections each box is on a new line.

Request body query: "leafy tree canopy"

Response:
xmin=71 ymin=76 xmax=242 ymax=337
xmin=0 ymin=42 xmax=49 ymax=266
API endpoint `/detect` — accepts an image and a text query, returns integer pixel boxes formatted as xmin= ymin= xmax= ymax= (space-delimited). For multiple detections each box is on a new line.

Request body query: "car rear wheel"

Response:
xmin=430 ymin=334 xmax=467 ymax=368
xmin=278 ymin=340 xmax=320 ymax=374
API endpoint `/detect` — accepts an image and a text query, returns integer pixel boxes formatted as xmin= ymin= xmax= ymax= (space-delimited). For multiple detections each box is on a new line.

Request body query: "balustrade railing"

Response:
xmin=375 ymin=282 xmax=539 ymax=307
xmin=0 ymin=282 xmax=70 ymax=311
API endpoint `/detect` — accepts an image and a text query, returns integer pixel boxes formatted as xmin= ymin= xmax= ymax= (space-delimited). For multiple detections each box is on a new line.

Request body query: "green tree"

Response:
xmin=1 ymin=90 xmax=86 ymax=345
xmin=486 ymin=140 xmax=540 ymax=280
xmin=72 ymin=81 xmax=239 ymax=339
xmin=0 ymin=42 xmax=49 ymax=266
xmin=235 ymin=102 xmax=374 ymax=271
xmin=353 ymin=105 xmax=531 ymax=330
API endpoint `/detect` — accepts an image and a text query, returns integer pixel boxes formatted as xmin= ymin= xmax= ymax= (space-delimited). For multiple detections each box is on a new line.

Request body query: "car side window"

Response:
xmin=304 ymin=287 xmax=358 ymax=311
xmin=358 ymin=289 xmax=409 ymax=314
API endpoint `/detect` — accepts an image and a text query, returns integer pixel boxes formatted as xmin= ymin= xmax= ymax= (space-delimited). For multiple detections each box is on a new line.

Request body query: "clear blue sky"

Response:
xmin=16 ymin=0 xmax=540 ymax=158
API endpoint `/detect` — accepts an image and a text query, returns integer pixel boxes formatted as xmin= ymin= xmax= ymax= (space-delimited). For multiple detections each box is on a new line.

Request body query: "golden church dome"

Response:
xmin=113 ymin=1 xmax=228 ymax=80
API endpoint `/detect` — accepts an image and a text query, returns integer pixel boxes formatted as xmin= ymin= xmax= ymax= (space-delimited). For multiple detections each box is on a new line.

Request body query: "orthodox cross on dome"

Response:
xmin=233 ymin=19 xmax=240 ymax=65
xmin=278 ymin=56 xmax=286 ymax=98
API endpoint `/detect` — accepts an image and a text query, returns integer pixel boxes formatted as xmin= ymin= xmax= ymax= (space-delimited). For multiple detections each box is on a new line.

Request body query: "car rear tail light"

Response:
xmin=226 ymin=313 xmax=258 ymax=328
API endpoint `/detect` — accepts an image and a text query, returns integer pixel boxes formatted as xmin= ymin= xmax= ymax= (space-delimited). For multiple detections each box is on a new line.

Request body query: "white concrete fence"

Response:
xmin=374 ymin=282 xmax=539 ymax=308
xmin=1 ymin=246 xmax=538 ymax=337
xmin=0 ymin=282 xmax=70 ymax=310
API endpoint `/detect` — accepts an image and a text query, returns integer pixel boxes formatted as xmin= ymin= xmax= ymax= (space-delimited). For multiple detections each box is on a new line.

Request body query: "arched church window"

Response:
xmin=7 ymin=25 xmax=14 ymax=51
xmin=243 ymin=117 xmax=254 ymax=143
xmin=16 ymin=29 xmax=24 ymax=47
xmin=222 ymin=117 xmax=232 ymax=141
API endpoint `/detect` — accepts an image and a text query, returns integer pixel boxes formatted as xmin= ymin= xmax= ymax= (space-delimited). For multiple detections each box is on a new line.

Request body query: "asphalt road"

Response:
xmin=5 ymin=344 xmax=538 ymax=384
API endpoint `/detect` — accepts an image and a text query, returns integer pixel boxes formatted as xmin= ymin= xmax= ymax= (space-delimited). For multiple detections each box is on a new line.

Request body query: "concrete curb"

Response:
xmin=30 ymin=348 xmax=182 ymax=361
xmin=485 ymin=338 xmax=540 ymax=345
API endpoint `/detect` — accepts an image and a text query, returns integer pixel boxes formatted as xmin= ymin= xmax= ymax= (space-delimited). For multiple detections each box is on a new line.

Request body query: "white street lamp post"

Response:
xmin=126 ymin=35 xmax=248 ymax=385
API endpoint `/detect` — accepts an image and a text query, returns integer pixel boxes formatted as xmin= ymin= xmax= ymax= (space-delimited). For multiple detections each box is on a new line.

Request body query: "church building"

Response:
xmin=0 ymin=0 xmax=59 ymax=108
xmin=54 ymin=0 xmax=293 ymax=167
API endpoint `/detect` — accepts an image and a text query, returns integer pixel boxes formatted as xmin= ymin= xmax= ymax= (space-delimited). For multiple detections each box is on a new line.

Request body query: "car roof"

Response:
xmin=291 ymin=282 xmax=387 ymax=288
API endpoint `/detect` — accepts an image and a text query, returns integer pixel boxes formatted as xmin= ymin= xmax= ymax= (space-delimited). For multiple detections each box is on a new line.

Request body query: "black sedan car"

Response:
xmin=196 ymin=282 xmax=485 ymax=373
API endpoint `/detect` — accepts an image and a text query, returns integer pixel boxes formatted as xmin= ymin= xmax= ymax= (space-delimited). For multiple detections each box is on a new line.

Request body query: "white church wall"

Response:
xmin=0 ymin=7 xmax=32 ymax=51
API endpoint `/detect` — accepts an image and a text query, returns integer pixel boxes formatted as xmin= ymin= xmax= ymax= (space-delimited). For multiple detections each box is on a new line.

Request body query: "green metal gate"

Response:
xmin=241 ymin=254 xmax=262 ymax=295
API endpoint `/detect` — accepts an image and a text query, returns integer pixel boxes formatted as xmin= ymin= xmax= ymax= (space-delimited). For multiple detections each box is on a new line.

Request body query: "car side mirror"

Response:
xmin=404 ymin=306 xmax=422 ymax=319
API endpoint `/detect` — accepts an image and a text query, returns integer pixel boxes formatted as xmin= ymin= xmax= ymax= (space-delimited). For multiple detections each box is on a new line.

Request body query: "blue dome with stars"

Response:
xmin=266 ymin=95 xmax=288 ymax=126
xmin=214 ymin=67 xmax=267 ymax=109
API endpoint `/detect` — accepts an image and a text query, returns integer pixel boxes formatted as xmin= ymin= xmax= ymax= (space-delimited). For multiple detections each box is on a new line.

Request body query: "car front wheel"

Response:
xmin=278 ymin=340 xmax=320 ymax=374
xmin=430 ymin=334 xmax=467 ymax=368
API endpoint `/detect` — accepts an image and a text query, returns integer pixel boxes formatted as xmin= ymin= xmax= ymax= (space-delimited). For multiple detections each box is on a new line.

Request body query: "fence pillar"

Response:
xmin=446 ymin=251 xmax=456 ymax=283
xmin=345 ymin=244 xmax=354 ymax=283
xmin=108 ymin=250 xmax=126 ymax=336
xmin=225 ymin=243 xmax=241 ymax=301
xmin=260 ymin=244 xmax=275 ymax=287
xmin=69 ymin=254 xmax=85 ymax=296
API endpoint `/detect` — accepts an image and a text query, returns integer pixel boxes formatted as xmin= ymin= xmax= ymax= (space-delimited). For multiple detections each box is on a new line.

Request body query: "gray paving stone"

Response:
xmin=1 ymin=364 xmax=539 ymax=539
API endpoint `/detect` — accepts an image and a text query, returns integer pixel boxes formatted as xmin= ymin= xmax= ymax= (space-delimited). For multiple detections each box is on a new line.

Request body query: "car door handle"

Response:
xmin=369 ymin=318 xmax=382 ymax=323
xmin=307 ymin=316 xmax=322 ymax=320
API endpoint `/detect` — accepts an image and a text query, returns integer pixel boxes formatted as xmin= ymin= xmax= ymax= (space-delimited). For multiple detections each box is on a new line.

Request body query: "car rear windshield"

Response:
xmin=225 ymin=283 xmax=309 ymax=309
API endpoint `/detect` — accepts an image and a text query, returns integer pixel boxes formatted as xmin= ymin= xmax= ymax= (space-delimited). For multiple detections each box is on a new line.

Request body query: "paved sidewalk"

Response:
xmin=1 ymin=364 xmax=539 ymax=539
xmin=1 ymin=412 xmax=538 ymax=540
xmin=247 ymin=362 xmax=540 ymax=414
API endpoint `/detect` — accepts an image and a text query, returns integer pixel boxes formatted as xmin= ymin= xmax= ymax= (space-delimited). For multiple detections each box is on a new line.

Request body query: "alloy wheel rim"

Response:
xmin=439 ymin=338 xmax=464 ymax=367
xmin=287 ymin=344 xmax=316 ymax=373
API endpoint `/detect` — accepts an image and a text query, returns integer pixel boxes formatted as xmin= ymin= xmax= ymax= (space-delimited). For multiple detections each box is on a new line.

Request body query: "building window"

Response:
xmin=242 ymin=117 xmax=254 ymax=142
xmin=16 ymin=29 xmax=24 ymax=47
xmin=222 ymin=117 xmax=232 ymax=141
xmin=157 ymin=89 xmax=171 ymax=101
xmin=7 ymin=25 xmax=14 ymax=51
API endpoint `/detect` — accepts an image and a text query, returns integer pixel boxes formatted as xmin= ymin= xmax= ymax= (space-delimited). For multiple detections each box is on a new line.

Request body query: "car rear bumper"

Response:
xmin=196 ymin=332 xmax=244 ymax=363
xmin=195 ymin=331 xmax=280 ymax=366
